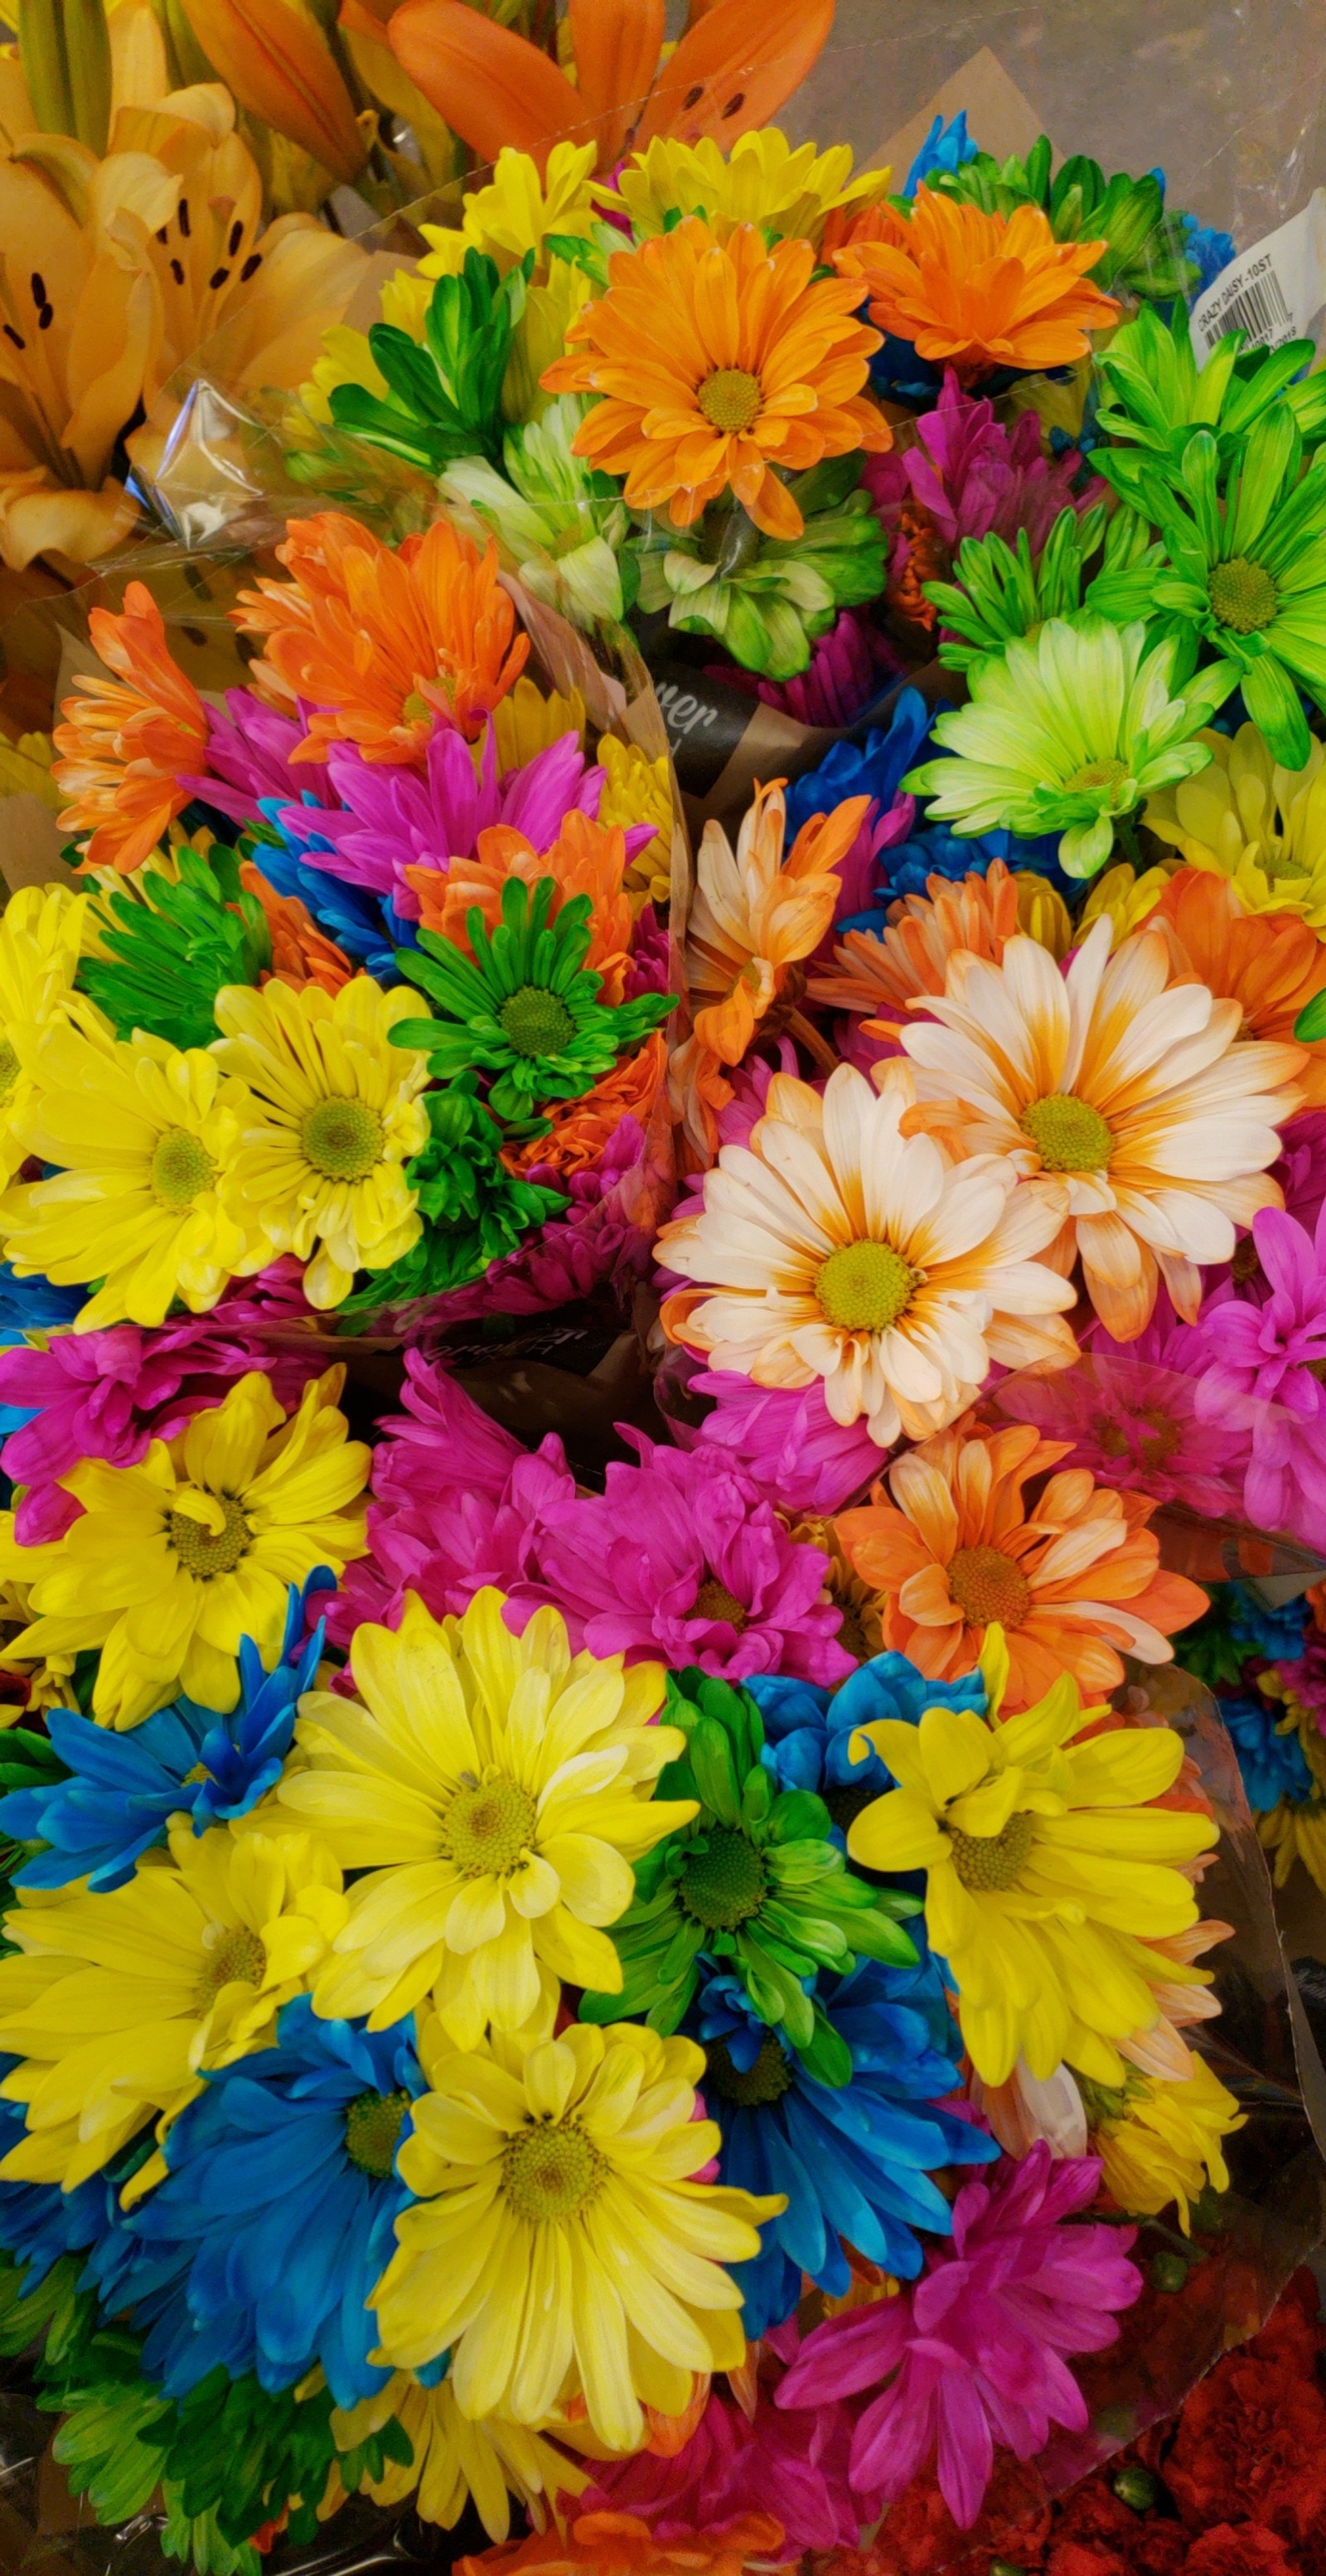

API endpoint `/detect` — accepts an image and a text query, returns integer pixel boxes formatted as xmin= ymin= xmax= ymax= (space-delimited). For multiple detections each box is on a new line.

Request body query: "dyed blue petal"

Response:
xmin=903 ymin=111 xmax=978 ymax=197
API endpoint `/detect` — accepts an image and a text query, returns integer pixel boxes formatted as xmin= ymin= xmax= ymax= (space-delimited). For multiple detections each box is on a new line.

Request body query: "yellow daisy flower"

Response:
xmin=492 ymin=678 xmax=588 ymax=771
xmin=0 ymin=1013 xmax=253 ymax=1329
xmin=1145 ymin=720 xmax=1326 ymax=926
xmin=1090 ymin=2048 xmax=1244 ymax=2230
xmin=371 ymin=2012 xmax=783 ymax=2452
xmin=845 ymin=1631 xmax=1218 ymax=2087
xmin=0 ymin=883 xmax=88 ymax=1188
xmin=1077 ymin=859 xmax=1176 ymax=945
xmin=332 ymin=2373 xmax=589 ymax=2539
xmin=419 ymin=143 xmax=599 ymax=278
xmin=596 ymin=734 xmax=675 ymax=912
xmin=0 ymin=1368 xmax=370 ymax=1729
xmin=212 ymin=976 xmax=432 ymax=1310
xmin=0 ymin=1823 xmax=347 ymax=2191
xmin=603 ymin=131 xmax=893 ymax=247
xmin=280 ymin=1588 xmax=695 ymax=2046
xmin=1258 ymin=1790 xmax=1326 ymax=1892
xmin=0 ymin=1577 xmax=76 ymax=1718
xmin=502 ymin=258 xmax=598 ymax=425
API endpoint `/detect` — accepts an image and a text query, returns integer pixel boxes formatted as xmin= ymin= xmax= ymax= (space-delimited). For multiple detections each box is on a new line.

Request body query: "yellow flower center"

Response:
xmin=0 ymin=1040 xmax=20 ymax=1103
xmin=345 ymin=2087 xmax=410 ymax=2178
xmin=692 ymin=1576 xmax=748 ymax=1630
xmin=704 ymin=2032 xmax=793 ymax=2107
xmin=167 ymin=1497 xmax=251 ymax=1581
xmin=946 ymin=1543 xmax=1031 ymax=1629
xmin=301 ymin=1097 xmax=384 ymax=1182
xmin=1020 ymin=1092 xmax=1113 ymax=1173
xmin=1065 ymin=755 xmax=1130 ymax=797
xmin=501 ymin=2117 xmax=603 ymax=2223
xmin=498 ymin=985 xmax=575 ymax=1058
xmin=152 ymin=1126 xmax=218 ymax=1211
xmin=815 ymin=1239 xmax=917 ymax=1333
xmin=443 ymin=1775 xmax=538 ymax=1878
xmin=1208 ymin=554 xmax=1279 ymax=636
xmin=947 ymin=1809 xmax=1036 ymax=1891
xmin=680 ymin=1825 xmax=767 ymax=1930
xmin=195 ymin=1923 xmax=266 ymax=2009
xmin=697 ymin=367 xmax=763 ymax=433
xmin=182 ymin=1761 xmax=211 ymax=1785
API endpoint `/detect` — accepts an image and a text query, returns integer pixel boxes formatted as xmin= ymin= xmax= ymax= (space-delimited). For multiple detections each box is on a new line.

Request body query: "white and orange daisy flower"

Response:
xmin=898 ymin=915 xmax=1305 ymax=1341
xmin=656 ymin=1060 xmax=1077 ymax=1451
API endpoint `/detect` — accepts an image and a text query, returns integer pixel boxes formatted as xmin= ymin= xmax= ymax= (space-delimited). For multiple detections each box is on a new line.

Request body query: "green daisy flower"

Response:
xmin=1095 ymin=300 xmax=1326 ymax=483
xmin=633 ymin=455 xmax=888 ymax=681
xmin=1120 ymin=411 xmax=1326 ymax=769
xmin=390 ymin=876 xmax=673 ymax=1125
xmin=79 ymin=845 xmax=269 ymax=1052
xmin=905 ymin=613 xmax=1235 ymax=879
xmin=924 ymin=501 xmax=1160 ymax=675
xmin=338 ymin=1077 xmax=569 ymax=1315
xmin=443 ymin=395 xmax=634 ymax=628
xmin=580 ymin=1670 xmax=920 ymax=2085
xmin=329 ymin=250 xmax=530 ymax=477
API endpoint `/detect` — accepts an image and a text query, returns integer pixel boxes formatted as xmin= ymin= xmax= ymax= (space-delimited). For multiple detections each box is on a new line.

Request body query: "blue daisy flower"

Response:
xmin=0 ymin=1571 xmax=334 ymax=1893
xmin=1180 ymin=212 xmax=1236 ymax=303
xmin=691 ymin=1948 xmax=997 ymax=2336
xmin=747 ymin=1650 xmax=986 ymax=1845
xmin=125 ymin=1997 xmax=423 ymax=2409
xmin=256 ymin=798 xmax=419 ymax=982
xmin=1227 ymin=1581 xmax=1309 ymax=1666
xmin=903 ymin=111 xmax=979 ymax=199
xmin=1221 ymin=1692 xmax=1313 ymax=1814
xmin=783 ymin=689 xmax=935 ymax=844
xmin=0 ymin=2080 xmax=151 ymax=2288
xmin=0 ymin=1266 xmax=85 ymax=1332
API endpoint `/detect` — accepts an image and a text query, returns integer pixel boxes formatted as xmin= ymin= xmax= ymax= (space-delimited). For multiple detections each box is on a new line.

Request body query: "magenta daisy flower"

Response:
xmin=1193 ymin=1202 xmax=1326 ymax=1549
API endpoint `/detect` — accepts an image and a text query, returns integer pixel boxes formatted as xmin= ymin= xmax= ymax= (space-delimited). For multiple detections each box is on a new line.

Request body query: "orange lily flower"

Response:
xmin=834 ymin=186 xmax=1120 ymax=385
xmin=232 ymin=511 xmax=529 ymax=763
xmin=388 ymin=0 xmax=835 ymax=178
xmin=1153 ymin=865 xmax=1326 ymax=1107
xmin=407 ymin=809 xmax=636 ymax=1000
xmin=503 ymin=1027 xmax=669 ymax=1181
xmin=685 ymin=782 xmax=871 ymax=1063
xmin=53 ymin=579 xmax=208 ymax=874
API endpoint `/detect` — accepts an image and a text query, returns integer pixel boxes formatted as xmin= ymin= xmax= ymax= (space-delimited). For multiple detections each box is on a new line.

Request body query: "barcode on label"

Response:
xmin=1215 ymin=267 xmax=1294 ymax=351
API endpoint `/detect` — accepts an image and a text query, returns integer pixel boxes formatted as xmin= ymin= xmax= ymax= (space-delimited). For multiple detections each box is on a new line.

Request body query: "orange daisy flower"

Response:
xmin=52 ymin=583 xmax=208 ymax=876
xmin=808 ymin=858 xmax=1021 ymax=1030
xmin=833 ymin=187 xmax=1120 ymax=387
xmin=835 ymin=1416 xmax=1207 ymax=1713
xmin=686 ymin=782 xmax=871 ymax=1065
xmin=503 ymin=1029 xmax=669 ymax=1183
xmin=457 ymin=2509 xmax=788 ymax=2576
xmin=543 ymin=216 xmax=890 ymax=542
xmin=1153 ymin=865 xmax=1326 ymax=1108
xmin=408 ymin=811 xmax=635 ymax=1000
xmin=239 ymin=862 xmax=353 ymax=999
xmin=232 ymin=512 xmax=528 ymax=765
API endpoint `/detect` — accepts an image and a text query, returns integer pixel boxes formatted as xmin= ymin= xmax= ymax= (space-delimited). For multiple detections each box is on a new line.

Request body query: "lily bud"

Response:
xmin=172 ymin=0 xmax=367 ymax=182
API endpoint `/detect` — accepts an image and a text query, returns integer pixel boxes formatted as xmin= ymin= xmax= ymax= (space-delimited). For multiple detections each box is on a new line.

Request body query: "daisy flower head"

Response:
xmin=846 ymin=1637 xmax=1218 ymax=2088
xmin=211 ymin=976 xmax=432 ymax=1310
xmin=685 ymin=782 xmax=871 ymax=1070
xmin=457 ymin=2513 xmax=789 ymax=2576
xmin=232 ymin=512 xmax=529 ymax=765
xmin=0 ymin=1822 xmax=348 ymax=2190
xmin=898 ymin=913 xmax=1306 ymax=1339
xmin=905 ymin=616 xmax=1235 ymax=880
xmin=0 ymin=883 xmax=88 ymax=1187
xmin=1154 ymin=867 xmax=1326 ymax=1104
xmin=604 ymin=131 xmax=893 ymax=248
xmin=832 ymin=187 xmax=1121 ymax=385
xmin=332 ymin=2371 xmax=590 ymax=2539
xmin=835 ymin=1416 xmax=1207 ymax=1714
xmin=280 ymin=1588 xmax=696 ymax=2048
xmin=390 ymin=878 xmax=673 ymax=1126
xmin=807 ymin=856 xmax=1022 ymax=1030
xmin=1089 ymin=2048 xmax=1244 ymax=2230
xmin=0 ymin=1015 xmax=254 ymax=1332
xmin=53 ymin=582 xmax=208 ymax=874
xmin=542 ymin=215 xmax=890 ymax=543
xmin=1145 ymin=720 xmax=1326 ymax=928
xmin=0 ymin=1368 xmax=370 ymax=1729
xmin=657 ymin=1059 xmax=1077 ymax=1454
xmin=371 ymin=2007 xmax=784 ymax=2453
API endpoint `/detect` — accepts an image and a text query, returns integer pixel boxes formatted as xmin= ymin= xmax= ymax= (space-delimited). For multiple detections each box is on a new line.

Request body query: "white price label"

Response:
xmin=1188 ymin=189 xmax=1326 ymax=360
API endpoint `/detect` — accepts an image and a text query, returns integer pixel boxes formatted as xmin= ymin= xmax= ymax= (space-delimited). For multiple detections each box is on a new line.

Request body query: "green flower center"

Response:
xmin=152 ymin=1126 xmax=217 ymax=1211
xmin=704 ymin=2032 xmax=793 ymax=2107
xmin=498 ymin=985 xmax=576 ymax=1058
xmin=1020 ymin=1092 xmax=1112 ymax=1173
xmin=816 ymin=1239 xmax=917 ymax=1333
xmin=1209 ymin=554 xmax=1279 ymax=636
xmin=345 ymin=2087 xmax=410 ymax=2178
xmin=167 ymin=1497 xmax=250 ymax=1581
xmin=1064 ymin=755 xmax=1129 ymax=797
xmin=195 ymin=1923 xmax=265 ymax=2009
xmin=946 ymin=1543 xmax=1031 ymax=1629
xmin=0 ymin=1040 xmax=20 ymax=1103
xmin=680 ymin=1825 xmax=767 ymax=1931
xmin=501 ymin=2117 xmax=603 ymax=2223
xmin=947 ymin=1808 xmax=1036 ymax=1892
xmin=443 ymin=1775 xmax=538 ymax=1878
xmin=301 ymin=1097 xmax=385 ymax=1181
xmin=697 ymin=367 xmax=763 ymax=433
xmin=692 ymin=1576 xmax=748 ymax=1631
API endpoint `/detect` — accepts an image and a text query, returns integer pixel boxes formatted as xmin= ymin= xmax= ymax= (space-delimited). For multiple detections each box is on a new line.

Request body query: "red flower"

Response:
xmin=1245 ymin=2267 xmax=1324 ymax=2380
xmin=1166 ymin=2351 xmax=1326 ymax=2541
xmin=1182 ymin=2527 xmax=1299 ymax=2576
xmin=1047 ymin=2477 xmax=1186 ymax=2576
xmin=869 ymin=2454 xmax=1051 ymax=2572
